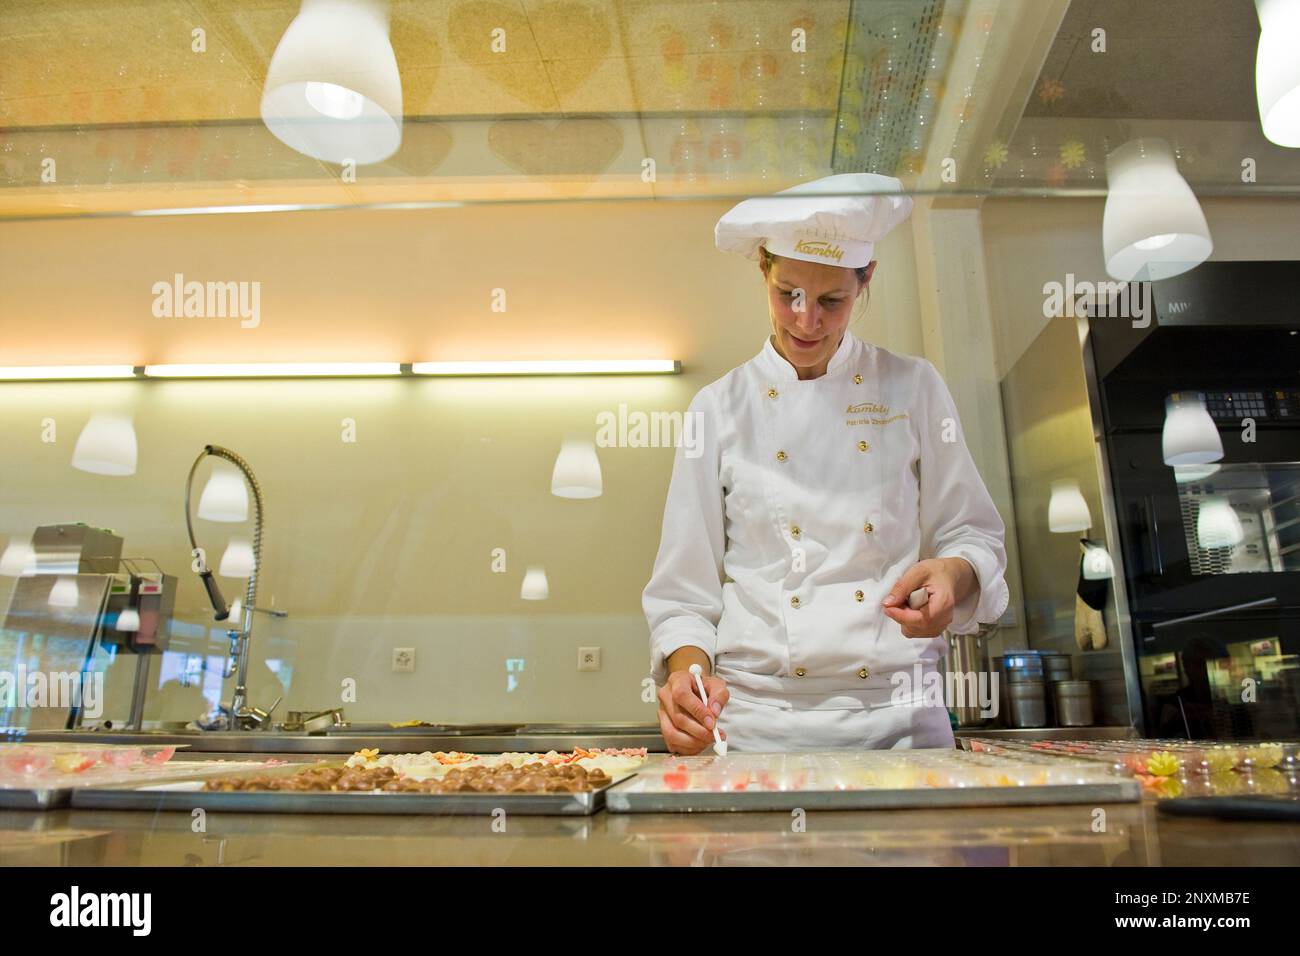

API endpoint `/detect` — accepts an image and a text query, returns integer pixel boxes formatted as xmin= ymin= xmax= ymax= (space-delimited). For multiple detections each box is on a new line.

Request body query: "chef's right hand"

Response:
xmin=657 ymin=670 xmax=729 ymax=755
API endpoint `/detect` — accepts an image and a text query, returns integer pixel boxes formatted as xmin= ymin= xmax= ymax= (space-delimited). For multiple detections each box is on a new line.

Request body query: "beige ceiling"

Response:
xmin=995 ymin=0 xmax=1300 ymax=191
xmin=0 ymin=0 xmax=849 ymax=126
xmin=1025 ymin=0 xmax=1259 ymax=122
xmin=7 ymin=0 xmax=1293 ymax=218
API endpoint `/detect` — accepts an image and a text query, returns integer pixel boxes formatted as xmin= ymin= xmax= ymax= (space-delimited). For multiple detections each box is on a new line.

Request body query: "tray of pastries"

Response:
xmin=0 ymin=742 xmax=270 ymax=810
xmin=604 ymin=749 xmax=1141 ymax=812
xmin=70 ymin=747 xmax=649 ymax=816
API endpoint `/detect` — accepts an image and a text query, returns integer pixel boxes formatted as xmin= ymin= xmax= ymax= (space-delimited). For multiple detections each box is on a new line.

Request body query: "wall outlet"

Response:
xmin=392 ymin=647 xmax=416 ymax=673
xmin=578 ymin=646 xmax=601 ymax=672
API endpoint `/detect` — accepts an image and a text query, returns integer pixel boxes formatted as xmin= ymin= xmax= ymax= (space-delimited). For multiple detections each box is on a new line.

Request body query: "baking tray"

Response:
xmin=0 ymin=741 xmax=195 ymax=811
xmin=1 ymin=766 xmax=274 ymax=812
xmin=70 ymin=762 xmax=614 ymax=816
xmin=605 ymin=752 xmax=1141 ymax=813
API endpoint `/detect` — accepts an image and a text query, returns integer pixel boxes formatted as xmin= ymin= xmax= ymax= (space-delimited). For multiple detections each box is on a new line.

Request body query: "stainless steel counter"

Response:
xmin=955 ymin=726 xmax=1136 ymax=741
xmin=4 ymin=799 xmax=1296 ymax=866
xmin=11 ymin=729 xmax=667 ymax=754
xmin=9 ymin=725 xmax=1133 ymax=754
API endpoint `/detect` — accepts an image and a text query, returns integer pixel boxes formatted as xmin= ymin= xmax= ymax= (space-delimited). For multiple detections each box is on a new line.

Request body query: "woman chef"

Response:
xmin=643 ymin=173 xmax=1009 ymax=753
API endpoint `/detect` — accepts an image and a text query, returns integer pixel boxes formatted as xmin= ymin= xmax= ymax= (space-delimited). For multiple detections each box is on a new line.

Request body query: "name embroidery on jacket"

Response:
xmin=845 ymin=401 xmax=909 ymax=427
xmin=846 ymin=413 xmax=909 ymax=426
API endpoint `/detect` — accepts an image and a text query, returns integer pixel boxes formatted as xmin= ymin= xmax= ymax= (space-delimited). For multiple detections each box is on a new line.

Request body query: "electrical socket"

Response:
xmin=392 ymin=647 xmax=416 ymax=673
xmin=577 ymin=646 xmax=601 ymax=672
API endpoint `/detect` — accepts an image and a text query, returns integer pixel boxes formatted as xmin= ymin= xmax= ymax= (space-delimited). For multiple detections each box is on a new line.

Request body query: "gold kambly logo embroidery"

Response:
xmin=845 ymin=401 xmax=908 ymax=427
xmin=794 ymin=239 xmax=844 ymax=262
xmin=847 ymin=402 xmax=889 ymax=415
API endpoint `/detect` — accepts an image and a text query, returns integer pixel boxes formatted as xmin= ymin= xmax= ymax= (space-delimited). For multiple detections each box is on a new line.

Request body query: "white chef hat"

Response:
xmin=715 ymin=173 xmax=913 ymax=269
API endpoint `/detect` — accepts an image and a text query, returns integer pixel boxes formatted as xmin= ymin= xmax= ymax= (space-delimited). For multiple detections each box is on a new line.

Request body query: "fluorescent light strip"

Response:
xmin=0 ymin=365 xmax=137 ymax=381
xmin=129 ymin=201 xmax=466 ymax=217
xmin=0 ymin=360 xmax=681 ymax=381
xmin=411 ymin=359 xmax=680 ymax=376
xmin=143 ymin=363 xmax=404 ymax=378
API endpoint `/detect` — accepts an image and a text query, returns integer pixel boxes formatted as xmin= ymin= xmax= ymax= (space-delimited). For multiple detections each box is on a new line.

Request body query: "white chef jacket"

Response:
xmin=642 ymin=330 xmax=1009 ymax=750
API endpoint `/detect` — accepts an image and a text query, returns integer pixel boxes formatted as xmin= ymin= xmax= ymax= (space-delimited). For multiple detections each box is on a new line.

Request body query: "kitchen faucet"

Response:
xmin=184 ymin=444 xmax=286 ymax=731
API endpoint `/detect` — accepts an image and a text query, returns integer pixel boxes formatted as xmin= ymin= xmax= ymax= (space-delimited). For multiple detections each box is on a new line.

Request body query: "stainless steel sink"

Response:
xmin=323 ymin=723 xmax=525 ymax=737
xmin=11 ymin=723 xmax=667 ymax=754
xmin=515 ymin=722 xmax=660 ymax=735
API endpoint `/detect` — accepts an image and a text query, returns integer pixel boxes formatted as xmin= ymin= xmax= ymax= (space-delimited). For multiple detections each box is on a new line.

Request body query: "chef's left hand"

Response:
xmin=881 ymin=558 xmax=976 ymax=638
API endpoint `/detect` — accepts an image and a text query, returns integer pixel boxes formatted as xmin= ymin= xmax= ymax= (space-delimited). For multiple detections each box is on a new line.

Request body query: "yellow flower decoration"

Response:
xmin=1153 ymin=775 xmax=1183 ymax=799
xmin=356 ymin=748 xmax=380 ymax=762
xmin=1038 ymin=78 xmax=1065 ymax=105
xmin=983 ymin=141 xmax=1009 ymax=169
xmin=1060 ymin=139 xmax=1086 ymax=169
xmin=1146 ymin=751 xmax=1179 ymax=776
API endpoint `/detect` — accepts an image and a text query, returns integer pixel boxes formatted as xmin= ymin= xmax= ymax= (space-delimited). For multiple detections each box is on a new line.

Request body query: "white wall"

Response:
xmin=1 ymin=198 xmax=961 ymax=726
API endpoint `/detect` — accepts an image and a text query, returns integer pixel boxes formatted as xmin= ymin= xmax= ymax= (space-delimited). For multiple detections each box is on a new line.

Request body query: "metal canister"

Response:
xmin=1007 ymin=681 xmax=1048 ymax=728
xmin=1053 ymin=681 xmax=1095 ymax=727
xmin=945 ymin=630 xmax=993 ymax=727
xmin=1001 ymin=650 xmax=1044 ymax=682
xmin=993 ymin=651 xmax=1041 ymax=727
xmin=1040 ymin=653 xmax=1073 ymax=724
xmin=1041 ymin=653 xmax=1073 ymax=683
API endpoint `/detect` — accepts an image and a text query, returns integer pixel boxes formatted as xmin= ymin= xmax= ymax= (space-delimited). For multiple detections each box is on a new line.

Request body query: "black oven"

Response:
xmin=1133 ymin=606 xmax=1300 ymax=742
xmin=1087 ymin=261 xmax=1300 ymax=740
xmin=1107 ymin=429 xmax=1300 ymax=613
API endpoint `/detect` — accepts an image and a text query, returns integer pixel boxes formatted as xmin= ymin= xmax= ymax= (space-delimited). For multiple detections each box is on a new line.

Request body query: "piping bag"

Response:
xmin=688 ymin=663 xmax=727 ymax=756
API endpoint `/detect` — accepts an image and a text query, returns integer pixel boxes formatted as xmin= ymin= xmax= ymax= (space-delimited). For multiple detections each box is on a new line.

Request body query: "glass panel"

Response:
xmin=1175 ymin=463 xmax=1300 ymax=575
xmin=1138 ymin=616 xmax=1300 ymax=741
xmin=1 ymin=0 xmax=1295 ymax=752
xmin=5 ymin=0 xmax=1299 ymax=223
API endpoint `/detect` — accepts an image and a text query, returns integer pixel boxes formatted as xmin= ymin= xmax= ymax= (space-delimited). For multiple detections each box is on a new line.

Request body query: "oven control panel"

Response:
xmin=1203 ymin=388 xmax=1300 ymax=423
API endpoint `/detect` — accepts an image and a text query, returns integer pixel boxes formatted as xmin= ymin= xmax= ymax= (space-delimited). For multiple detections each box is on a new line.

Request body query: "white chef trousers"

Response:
xmin=716 ymin=692 xmax=955 ymax=752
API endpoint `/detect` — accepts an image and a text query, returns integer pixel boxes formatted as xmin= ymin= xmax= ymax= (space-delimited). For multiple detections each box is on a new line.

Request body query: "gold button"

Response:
xmin=790 ymin=596 xmax=801 ymax=608
xmin=776 ymin=450 xmax=787 ymax=462
xmin=854 ymin=590 xmax=864 ymax=602
xmin=790 ymin=524 xmax=801 ymax=539
xmin=767 ymin=387 xmax=778 ymax=399
xmin=853 ymin=374 xmax=863 ymax=384
xmin=864 ymin=522 xmax=874 ymax=534
xmin=857 ymin=440 xmax=870 ymax=452
xmin=795 ymin=667 xmax=807 ymax=677
xmin=858 ymin=667 xmax=870 ymax=679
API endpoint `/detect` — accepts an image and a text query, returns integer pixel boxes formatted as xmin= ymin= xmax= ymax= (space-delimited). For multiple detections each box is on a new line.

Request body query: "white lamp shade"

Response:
xmin=521 ymin=567 xmax=549 ymax=601
xmin=1173 ymin=462 xmax=1222 ymax=483
xmin=261 ymin=0 xmax=403 ymax=164
xmin=71 ymin=413 xmax=137 ymax=476
xmin=1162 ymin=393 xmax=1223 ymax=466
xmin=219 ymin=540 xmax=256 ymax=578
xmin=1082 ymin=544 xmax=1114 ymax=580
xmin=0 ymin=541 xmax=36 ymax=577
xmin=116 ymin=607 xmax=141 ymax=632
xmin=551 ymin=440 xmax=603 ymax=499
xmin=48 ymin=576 xmax=80 ymax=608
xmin=1197 ymin=497 xmax=1244 ymax=549
xmin=1048 ymin=479 xmax=1092 ymax=533
xmin=1256 ymin=0 xmax=1300 ymax=147
xmin=198 ymin=466 xmax=249 ymax=522
xmin=1103 ymin=138 xmax=1212 ymax=281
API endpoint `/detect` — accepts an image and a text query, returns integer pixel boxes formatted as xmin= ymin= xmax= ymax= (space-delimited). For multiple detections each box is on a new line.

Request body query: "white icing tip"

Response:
xmin=714 ymin=740 xmax=728 ymax=756
xmin=688 ymin=663 xmax=703 ymax=676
